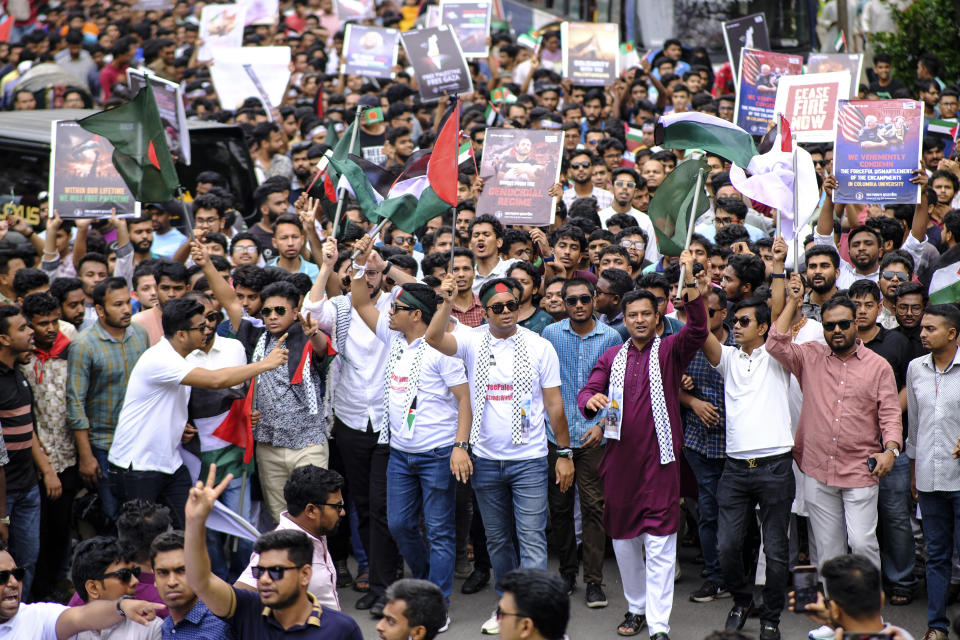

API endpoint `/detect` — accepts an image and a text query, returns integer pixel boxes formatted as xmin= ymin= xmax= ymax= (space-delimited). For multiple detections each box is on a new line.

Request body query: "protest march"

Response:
xmin=0 ymin=1 xmax=959 ymax=639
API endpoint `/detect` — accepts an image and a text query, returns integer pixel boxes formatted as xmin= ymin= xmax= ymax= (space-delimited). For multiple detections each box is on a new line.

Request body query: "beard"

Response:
xmin=809 ymin=277 xmax=836 ymax=295
xmin=570 ymin=173 xmax=591 ymax=185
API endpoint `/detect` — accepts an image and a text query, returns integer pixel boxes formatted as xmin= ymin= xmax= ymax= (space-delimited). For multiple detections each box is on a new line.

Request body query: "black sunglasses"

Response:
xmin=261 ymin=305 xmax=287 ymax=318
xmin=881 ymin=270 xmax=909 ymax=282
xmin=733 ymin=316 xmax=753 ymax=327
xmin=823 ymin=320 xmax=853 ymax=331
xmin=708 ymin=307 xmax=722 ymax=317
xmin=0 ymin=567 xmax=26 ymax=584
xmin=391 ymin=303 xmax=416 ymax=313
xmin=564 ymin=294 xmax=593 ymax=306
xmin=251 ymin=565 xmax=303 ymax=580
xmin=570 ymin=161 xmax=591 ymax=169
xmin=486 ymin=300 xmax=519 ymax=314
xmin=100 ymin=566 xmax=141 ymax=583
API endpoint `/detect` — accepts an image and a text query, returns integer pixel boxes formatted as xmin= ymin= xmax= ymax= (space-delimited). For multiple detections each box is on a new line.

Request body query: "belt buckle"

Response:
xmin=746 ymin=458 xmax=758 ymax=469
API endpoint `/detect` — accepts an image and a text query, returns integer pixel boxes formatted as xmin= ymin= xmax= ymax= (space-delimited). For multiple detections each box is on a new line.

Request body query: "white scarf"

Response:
xmin=469 ymin=327 xmax=532 ymax=445
xmin=605 ymin=336 xmax=675 ymax=464
xmin=377 ymin=335 xmax=429 ymax=445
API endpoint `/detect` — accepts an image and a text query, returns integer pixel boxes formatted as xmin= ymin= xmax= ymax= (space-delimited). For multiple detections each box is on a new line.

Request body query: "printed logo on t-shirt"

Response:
xmin=486 ymin=383 xmax=513 ymax=402
xmin=390 ymin=373 xmax=409 ymax=393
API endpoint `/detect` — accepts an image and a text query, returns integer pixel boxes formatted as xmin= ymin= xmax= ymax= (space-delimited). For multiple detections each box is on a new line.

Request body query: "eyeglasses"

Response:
xmin=251 ymin=565 xmax=303 ymax=580
xmin=0 ymin=568 xmax=26 ymax=584
xmin=391 ymin=303 xmax=416 ymax=313
xmin=486 ymin=300 xmax=519 ymax=314
xmin=261 ymin=306 xmax=287 ymax=318
xmin=233 ymin=245 xmax=259 ymax=255
xmin=392 ymin=236 xmax=416 ymax=245
xmin=897 ymin=304 xmax=924 ymax=314
xmin=188 ymin=324 xmax=207 ymax=332
xmin=495 ymin=606 xmax=528 ymax=621
xmin=595 ymin=288 xmax=616 ymax=297
xmin=100 ymin=566 xmax=141 ymax=583
xmin=321 ymin=500 xmax=345 ymax=511
xmin=733 ymin=316 xmax=753 ymax=327
xmin=570 ymin=161 xmax=591 ymax=169
xmin=620 ymin=240 xmax=645 ymax=250
xmin=585 ymin=139 xmax=600 ymax=145
xmin=613 ymin=180 xmax=636 ymax=188
xmin=564 ymin=294 xmax=593 ymax=306
xmin=881 ymin=270 xmax=909 ymax=282
xmin=822 ymin=319 xmax=853 ymax=331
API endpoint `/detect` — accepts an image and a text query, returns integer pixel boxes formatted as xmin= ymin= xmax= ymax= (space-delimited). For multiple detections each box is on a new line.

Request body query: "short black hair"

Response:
xmin=561 ymin=277 xmax=595 ymax=298
xmin=636 ymin=272 xmax=670 ymax=296
xmin=821 ymin=294 xmax=857 ymax=318
xmin=727 ymin=254 xmax=766 ymax=293
xmin=162 ymin=297 xmax=205 ymax=337
xmin=231 ymin=231 xmax=263 ymax=255
xmin=283 ymin=465 xmax=344 ymax=517
xmin=469 ymin=214 xmax=504 ymax=239
xmin=253 ymin=529 xmax=313 ymax=568
xmin=92 ymin=276 xmax=129 ymax=307
xmin=232 ymin=265 xmax=268 ymax=292
xmin=50 ymin=277 xmax=83 ymax=303
xmin=924 ymin=303 xmax=960 ymax=333
xmin=152 ymin=259 xmax=188 ymax=285
xmin=847 ymin=279 xmax=881 ymax=303
xmin=150 ymin=530 xmax=185 ymax=567
xmin=507 ymin=260 xmax=542 ymax=290
xmin=12 ymin=268 xmax=48 ymax=299
xmin=714 ymin=197 xmax=747 ymax=220
xmin=805 ymin=245 xmax=840 ymax=269
xmin=385 ymin=579 xmax=447 ymax=640
xmin=77 ymin=252 xmax=108 ymax=272
xmin=552 ymin=224 xmax=587 ymax=250
xmin=133 ymin=259 xmax=160 ymax=290
xmin=822 ymin=554 xmax=883 ymax=621
xmin=71 ymin=536 xmax=126 ymax=602
xmin=497 ymin=569 xmax=569 ymax=640
xmin=260 ymin=281 xmax=301 ymax=308
xmin=621 ymin=288 xmax=659 ymax=315
xmin=117 ymin=500 xmax=173 ymax=564
xmin=598 ymin=268 xmax=633 ymax=296
xmin=21 ymin=292 xmax=59 ymax=320
xmin=730 ymin=297 xmax=771 ymax=334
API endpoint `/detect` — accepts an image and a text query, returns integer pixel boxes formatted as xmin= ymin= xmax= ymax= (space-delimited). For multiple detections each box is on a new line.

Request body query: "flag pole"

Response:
xmin=178 ymin=186 xmax=194 ymax=241
xmin=331 ymin=104 xmax=365 ymax=240
xmin=677 ymin=168 xmax=705 ymax=290
xmin=775 ymin=113 xmax=782 ymax=237
xmin=792 ymin=132 xmax=800 ymax=271
xmin=350 ymin=218 xmax=389 ymax=261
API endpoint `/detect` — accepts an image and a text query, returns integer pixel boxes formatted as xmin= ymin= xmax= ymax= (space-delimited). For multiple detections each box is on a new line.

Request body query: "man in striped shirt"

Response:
xmin=0 ymin=306 xmax=39 ymax=599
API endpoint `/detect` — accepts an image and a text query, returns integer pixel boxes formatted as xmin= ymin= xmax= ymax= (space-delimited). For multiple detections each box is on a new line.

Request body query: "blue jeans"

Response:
xmin=471 ymin=456 xmax=548 ymax=593
xmin=386 ymin=446 xmax=457 ymax=599
xmin=877 ymin=454 xmax=917 ymax=594
xmin=92 ymin=446 xmax=119 ymax=520
xmin=685 ymin=449 xmax=725 ymax=584
xmin=6 ymin=485 xmax=41 ymax=601
xmin=208 ymin=475 xmax=254 ymax=583
xmin=918 ymin=490 xmax=960 ymax=631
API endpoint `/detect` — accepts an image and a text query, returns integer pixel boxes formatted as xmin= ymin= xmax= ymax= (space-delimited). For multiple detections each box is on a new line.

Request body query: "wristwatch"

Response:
xmin=556 ymin=447 xmax=574 ymax=459
xmin=683 ymin=281 xmax=697 ymax=288
xmin=885 ymin=446 xmax=900 ymax=458
xmin=453 ymin=441 xmax=470 ymax=452
xmin=382 ymin=262 xmax=393 ymax=276
xmin=116 ymin=595 xmax=134 ymax=617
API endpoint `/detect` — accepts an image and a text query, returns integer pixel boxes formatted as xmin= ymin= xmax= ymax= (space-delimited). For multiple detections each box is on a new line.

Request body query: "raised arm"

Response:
xmin=815 ymin=174 xmax=838 ymax=237
xmin=349 ymin=235 xmax=381 ymax=334
xmin=769 ymin=235 xmax=788 ymax=324
xmin=775 ymin=272 xmax=803 ymax=335
xmin=308 ymin=237 xmax=339 ymax=306
xmin=184 ymin=465 xmax=239 ymax=617
xmin=425 ymin=273 xmax=460 ymax=357
xmin=111 ymin=213 xmax=134 ymax=288
xmin=192 ymin=240 xmax=243 ymax=331
xmin=56 ymin=599 xmax=164 ymax=639
xmin=181 ymin=335 xmax=289 ymax=388
xmin=72 ymin=219 xmax=91 ymax=271
xmin=766 ymin=272 xmax=807 ymax=378
xmin=42 ymin=211 xmax=63 ymax=275
xmin=909 ymin=169 xmax=930 ymax=242
xmin=299 ymin=197 xmax=326 ymax=266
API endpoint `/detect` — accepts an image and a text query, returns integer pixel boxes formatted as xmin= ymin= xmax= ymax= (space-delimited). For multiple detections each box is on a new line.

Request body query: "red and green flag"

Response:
xmin=362 ymin=107 xmax=385 ymax=125
xmin=77 ymin=83 xmax=180 ymax=202
xmin=490 ymin=87 xmax=517 ymax=104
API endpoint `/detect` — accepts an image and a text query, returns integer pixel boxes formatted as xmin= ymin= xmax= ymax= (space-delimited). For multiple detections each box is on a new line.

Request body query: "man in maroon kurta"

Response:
xmin=578 ymin=251 xmax=708 ymax=639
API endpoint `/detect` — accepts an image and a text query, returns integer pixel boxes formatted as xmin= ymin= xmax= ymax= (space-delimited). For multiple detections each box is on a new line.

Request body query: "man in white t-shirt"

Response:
xmin=598 ymin=167 xmax=661 ymax=266
xmin=108 ymin=296 xmax=289 ymax=529
xmin=426 ymin=275 xmax=575 ymax=635
xmin=352 ymin=235 xmax=472 ymax=608
xmin=0 ymin=545 xmax=162 ymax=639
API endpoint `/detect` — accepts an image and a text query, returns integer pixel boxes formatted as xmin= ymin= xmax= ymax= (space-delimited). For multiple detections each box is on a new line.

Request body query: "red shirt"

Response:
xmin=100 ymin=63 xmax=128 ymax=102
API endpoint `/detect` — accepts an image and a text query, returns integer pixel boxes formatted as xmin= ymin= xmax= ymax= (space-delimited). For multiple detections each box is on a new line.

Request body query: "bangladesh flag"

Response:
xmin=362 ymin=107 xmax=385 ymax=125
xmin=77 ymin=83 xmax=179 ymax=202
xmin=647 ymin=157 xmax=709 ymax=257
xmin=490 ymin=87 xmax=517 ymax=105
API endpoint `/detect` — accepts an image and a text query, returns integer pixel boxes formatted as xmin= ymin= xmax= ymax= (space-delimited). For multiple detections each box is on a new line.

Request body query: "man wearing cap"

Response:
xmin=426 ymin=274 xmax=575 ymax=635
xmin=351 ymin=236 xmax=472 ymax=610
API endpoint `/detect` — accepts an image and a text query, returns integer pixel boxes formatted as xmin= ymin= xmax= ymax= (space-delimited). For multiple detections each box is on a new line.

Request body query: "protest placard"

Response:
xmin=341 ymin=24 xmax=399 ymax=78
xmin=439 ymin=0 xmax=491 ymax=58
xmin=400 ymin=26 xmax=473 ymax=101
xmin=774 ymin=72 xmax=850 ymax=143
xmin=198 ymin=4 xmax=246 ymax=62
xmin=735 ymin=48 xmax=803 ymax=136
xmin=722 ymin=13 xmax=769 ymax=81
xmin=833 ymin=99 xmax=923 ymax=204
xmin=49 ymin=120 xmax=141 ymax=218
xmin=238 ymin=0 xmax=277 ymax=25
xmin=806 ymin=53 xmax=863 ymax=97
xmin=209 ymin=46 xmax=291 ymax=110
xmin=334 ymin=0 xmax=375 ymax=22
xmin=477 ymin=128 xmax=563 ymax=226
xmin=127 ymin=69 xmax=191 ymax=165
xmin=561 ymin=22 xmax=618 ymax=87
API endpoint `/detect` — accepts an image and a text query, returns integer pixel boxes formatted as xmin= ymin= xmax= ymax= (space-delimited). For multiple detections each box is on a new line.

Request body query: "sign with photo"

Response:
xmin=198 ymin=4 xmax=246 ymax=62
xmin=806 ymin=53 xmax=863 ymax=98
xmin=341 ymin=24 xmax=399 ymax=78
xmin=722 ymin=13 xmax=769 ymax=81
xmin=561 ymin=22 xmax=619 ymax=87
xmin=127 ymin=69 xmax=191 ymax=165
xmin=477 ymin=128 xmax=563 ymax=226
xmin=400 ymin=26 xmax=473 ymax=101
xmin=439 ymin=0 xmax=491 ymax=58
xmin=734 ymin=48 xmax=803 ymax=136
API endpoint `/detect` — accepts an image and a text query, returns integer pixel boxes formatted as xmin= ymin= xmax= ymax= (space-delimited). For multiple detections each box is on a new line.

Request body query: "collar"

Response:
xmin=486 ymin=326 xmax=520 ymax=344
xmin=34 ymin=332 xmax=70 ymax=365
xmin=279 ymin=512 xmax=322 ymax=545
xmin=261 ymin=591 xmax=323 ymax=627
xmin=560 ymin=316 xmax=605 ymax=337
xmin=736 ymin=343 xmax=767 ymax=359
xmin=828 ymin=339 xmax=865 ymax=360
xmin=921 ymin=346 xmax=960 ymax=373
xmin=179 ymin=598 xmax=210 ymax=625
xmin=93 ymin=321 xmax=133 ymax=343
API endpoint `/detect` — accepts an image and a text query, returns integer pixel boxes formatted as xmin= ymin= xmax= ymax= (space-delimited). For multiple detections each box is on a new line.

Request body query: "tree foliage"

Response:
xmin=873 ymin=0 xmax=960 ymax=89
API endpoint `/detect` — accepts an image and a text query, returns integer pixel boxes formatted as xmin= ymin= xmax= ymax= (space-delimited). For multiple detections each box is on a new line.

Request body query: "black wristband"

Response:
xmin=770 ymin=273 xmax=786 ymax=279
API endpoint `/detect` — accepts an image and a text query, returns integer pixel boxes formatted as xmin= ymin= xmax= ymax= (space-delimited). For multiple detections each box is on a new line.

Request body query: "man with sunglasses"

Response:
xmin=769 ymin=274 xmax=902 ymax=573
xmin=70 ymin=535 xmax=164 ymax=639
xmin=0 ymin=544 xmax=164 ymax=639
xmin=578 ymin=250 xmax=707 ymax=639
xmin=877 ymin=252 xmax=915 ymax=329
xmin=426 ymin=275 xmax=575 ymax=635
xmin=598 ymin=168 xmax=660 ymax=265
xmin=185 ymin=466 xmax=363 ymax=640
xmin=541 ymin=278 xmax=621 ymax=608
xmin=107 ymin=297 xmax=291 ymax=529
xmin=562 ymin=150 xmax=613 ymax=211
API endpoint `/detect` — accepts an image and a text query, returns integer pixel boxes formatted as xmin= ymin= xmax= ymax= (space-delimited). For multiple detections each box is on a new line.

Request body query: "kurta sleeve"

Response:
xmin=578 ymin=346 xmax=616 ymax=419
xmin=671 ymin=293 xmax=708 ymax=369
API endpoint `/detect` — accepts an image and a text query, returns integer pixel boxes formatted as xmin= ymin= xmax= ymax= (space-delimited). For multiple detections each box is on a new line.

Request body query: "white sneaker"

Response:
xmin=480 ymin=611 xmax=499 ymax=635
xmin=438 ymin=616 xmax=451 ymax=633
xmin=808 ymin=625 xmax=834 ymax=639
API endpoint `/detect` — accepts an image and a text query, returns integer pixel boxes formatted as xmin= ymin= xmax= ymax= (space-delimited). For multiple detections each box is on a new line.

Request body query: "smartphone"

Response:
xmin=867 ymin=457 xmax=878 ymax=473
xmin=793 ymin=565 xmax=819 ymax=614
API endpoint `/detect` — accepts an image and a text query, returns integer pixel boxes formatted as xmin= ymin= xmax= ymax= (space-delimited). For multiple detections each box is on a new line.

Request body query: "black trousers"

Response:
xmin=31 ymin=465 xmax=79 ymax=601
xmin=334 ymin=419 xmax=400 ymax=598
xmin=717 ymin=454 xmax=795 ymax=626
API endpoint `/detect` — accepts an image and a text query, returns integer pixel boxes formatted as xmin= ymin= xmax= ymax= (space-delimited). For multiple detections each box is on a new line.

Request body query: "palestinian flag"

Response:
xmin=334 ymin=154 xmax=398 ymax=221
xmin=491 ymin=87 xmax=517 ymax=105
xmin=625 ymin=124 xmax=644 ymax=151
xmin=0 ymin=15 xmax=12 ymax=43
xmin=655 ymin=111 xmax=758 ymax=169
xmin=77 ymin=83 xmax=180 ymax=202
xmin=834 ymin=31 xmax=847 ymax=52
xmin=484 ymin=102 xmax=501 ymax=126
xmin=458 ymin=141 xmax=473 ymax=165
xmin=928 ymin=119 xmax=959 ymax=140
xmin=930 ymin=261 xmax=960 ymax=304
xmin=362 ymin=107 xmax=385 ymax=125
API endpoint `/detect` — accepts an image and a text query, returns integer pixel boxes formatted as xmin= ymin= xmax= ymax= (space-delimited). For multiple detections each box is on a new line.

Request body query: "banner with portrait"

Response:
xmin=806 ymin=53 xmax=863 ymax=98
xmin=561 ymin=22 xmax=618 ymax=87
xmin=342 ymin=25 xmax=399 ymax=78
xmin=734 ymin=48 xmax=803 ymax=136
xmin=722 ymin=13 xmax=769 ymax=81
xmin=198 ymin=4 xmax=246 ymax=62
xmin=439 ymin=0 xmax=491 ymax=58
xmin=400 ymin=26 xmax=473 ymax=101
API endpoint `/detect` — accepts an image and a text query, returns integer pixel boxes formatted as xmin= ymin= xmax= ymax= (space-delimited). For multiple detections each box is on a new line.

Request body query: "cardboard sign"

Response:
xmin=198 ymin=4 xmax=246 ymax=63
xmin=238 ymin=0 xmax=278 ymax=25
xmin=209 ymin=46 xmax=291 ymax=110
xmin=49 ymin=120 xmax=141 ymax=219
xmin=476 ymin=128 xmax=563 ymax=226
xmin=400 ymin=26 xmax=473 ymax=101
xmin=722 ymin=13 xmax=770 ymax=81
xmin=833 ymin=99 xmax=923 ymax=204
xmin=735 ymin=48 xmax=803 ymax=136
xmin=341 ymin=24 xmax=399 ymax=78
xmin=561 ymin=22 xmax=619 ymax=87
xmin=439 ymin=0 xmax=491 ymax=58
xmin=127 ymin=69 xmax=191 ymax=165
xmin=806 ymin=53 xmax=863 ymax=98
xmin=774 ymin=72 xmax=850 ymax=143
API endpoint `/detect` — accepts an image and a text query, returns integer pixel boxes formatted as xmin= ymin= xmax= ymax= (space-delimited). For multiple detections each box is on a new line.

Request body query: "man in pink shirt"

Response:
xmin=235 ymin=465 xmax=343 ymax=610
xmin=768 ymin=274 xmax=902 ymax=570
